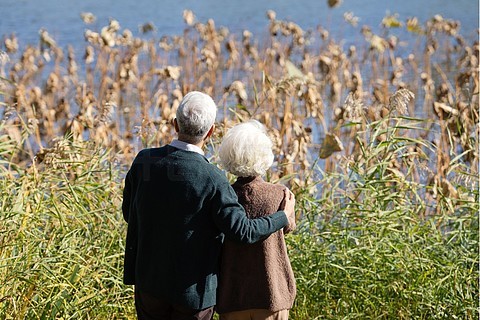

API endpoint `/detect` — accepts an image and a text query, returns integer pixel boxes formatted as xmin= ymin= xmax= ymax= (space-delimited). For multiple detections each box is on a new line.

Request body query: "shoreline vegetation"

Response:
xmin=1 ymin=5 xmax=479 ymax=319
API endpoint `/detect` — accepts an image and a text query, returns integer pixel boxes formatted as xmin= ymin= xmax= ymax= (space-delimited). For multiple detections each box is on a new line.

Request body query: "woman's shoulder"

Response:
xmin=257 ymin=179 xmax=287 ymax=193
xmin=247 ymin=178 xmax=286 ymax=205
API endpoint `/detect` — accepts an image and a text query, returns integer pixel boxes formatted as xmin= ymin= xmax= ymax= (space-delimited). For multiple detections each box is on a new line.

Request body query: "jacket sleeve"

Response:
xmin=122 ymin=169 xmax=133 ymax=223
xmin=121 ymin=158 xmax=139 ymax=285
xmin=210 ymin=179 xmax=288 ymax=244
xmin=122 ymin=149 xmax=146 ymax=223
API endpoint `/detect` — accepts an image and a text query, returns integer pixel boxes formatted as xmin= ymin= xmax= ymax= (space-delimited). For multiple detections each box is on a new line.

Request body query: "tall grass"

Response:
xmin=1 ymin=96 xmax=478 ymax=319
xmin=287 ymin=110 xmax=479 ymax=319
xmin=0 ymin=7 xmax=479 ymax=319
xmin=0 ymin=127 xmax=134 ymax=319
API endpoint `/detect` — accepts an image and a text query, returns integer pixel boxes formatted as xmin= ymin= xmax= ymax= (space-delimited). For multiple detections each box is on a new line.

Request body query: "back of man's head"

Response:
xmin=176 ymin=91 xmax=217 ymax=144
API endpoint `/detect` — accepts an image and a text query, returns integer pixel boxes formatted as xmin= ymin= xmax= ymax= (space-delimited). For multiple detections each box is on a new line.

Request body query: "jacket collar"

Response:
xmin=169 ymin=139 xmax=204 ymax=155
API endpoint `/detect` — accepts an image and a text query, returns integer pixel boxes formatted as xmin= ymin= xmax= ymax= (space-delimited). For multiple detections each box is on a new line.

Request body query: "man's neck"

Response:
xmin=170 ymin=138 xmax=205 ymax=155
xmin=177 ymin=135 xmax=204 ymax=149
xmin=189 ymin=140 xmax=204 ymax=149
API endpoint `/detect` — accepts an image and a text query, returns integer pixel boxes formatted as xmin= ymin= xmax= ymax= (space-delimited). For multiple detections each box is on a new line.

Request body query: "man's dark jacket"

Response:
xmin=122 ymin=145 xmax=288 ymax=310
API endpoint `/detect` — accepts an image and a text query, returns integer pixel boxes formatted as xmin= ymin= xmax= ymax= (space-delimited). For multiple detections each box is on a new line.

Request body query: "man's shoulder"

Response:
xmin=133 ymin=145 xmax=182 ymax=162
xmin=135 ymin=146 xmax=169 ymax=158
xmin=205 ymin=162 xmax=228 ymax=180
xmin=185 ymin=158 xmax=230 ymax=188
xmin=190 ymin=158 xmax=227 ymax=180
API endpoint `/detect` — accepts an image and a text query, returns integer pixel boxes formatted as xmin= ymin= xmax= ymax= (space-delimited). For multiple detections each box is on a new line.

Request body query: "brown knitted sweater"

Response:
xmin=216 ymin=176 xmax=296 ymax=313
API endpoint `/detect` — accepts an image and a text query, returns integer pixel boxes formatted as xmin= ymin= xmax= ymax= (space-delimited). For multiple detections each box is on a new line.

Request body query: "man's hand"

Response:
xmin=281 ymin=188 xmax=296 ymax=234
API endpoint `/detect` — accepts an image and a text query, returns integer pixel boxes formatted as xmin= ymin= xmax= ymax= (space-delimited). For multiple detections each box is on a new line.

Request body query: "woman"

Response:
xmin=216 ymin=120 xmax=296 ymax=320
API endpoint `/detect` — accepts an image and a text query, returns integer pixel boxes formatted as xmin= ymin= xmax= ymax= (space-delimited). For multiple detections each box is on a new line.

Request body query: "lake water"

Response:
xmin=0 ymin=0 xmax=478 ymax=178
xmin=1 ymin=0 xmax=478 ymax=51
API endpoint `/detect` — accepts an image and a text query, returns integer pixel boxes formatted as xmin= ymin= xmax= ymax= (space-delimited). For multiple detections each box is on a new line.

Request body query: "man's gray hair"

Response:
xmin=218 ymin=120 xmax=274 ymax=177
xmin=176 ymin=91 xmax=217 ymax=144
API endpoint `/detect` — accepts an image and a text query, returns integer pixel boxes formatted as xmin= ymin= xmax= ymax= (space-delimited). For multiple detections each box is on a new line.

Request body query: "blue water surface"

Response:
xmin=1 ymin=0 xmax=478 ymax=50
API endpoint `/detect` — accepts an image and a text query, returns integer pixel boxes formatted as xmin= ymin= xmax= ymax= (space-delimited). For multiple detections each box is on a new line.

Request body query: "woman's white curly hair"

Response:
xmin=218 ymin=120 xmax=274 ymax=177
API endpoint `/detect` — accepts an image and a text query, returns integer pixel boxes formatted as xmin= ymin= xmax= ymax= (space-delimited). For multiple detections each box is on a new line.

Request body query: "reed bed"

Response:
xmin=0 ymin=7 xmax=478 ymax=319
xmin=0 ymin=130 xmax=131 ymax=319
xmin=288 ymin=111 xmax=478 ymax=318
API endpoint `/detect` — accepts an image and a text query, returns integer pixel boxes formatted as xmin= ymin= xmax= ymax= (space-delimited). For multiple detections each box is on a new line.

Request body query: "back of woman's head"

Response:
xmin=218 ymin=120 xmax=274 ymax=177
xmin=176 ymin=91 xmax=217 ymax=144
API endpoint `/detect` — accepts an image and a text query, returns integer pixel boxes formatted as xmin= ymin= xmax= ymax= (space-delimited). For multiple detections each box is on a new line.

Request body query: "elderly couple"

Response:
xmin=122 ymin=91 xmax=297 ymax=320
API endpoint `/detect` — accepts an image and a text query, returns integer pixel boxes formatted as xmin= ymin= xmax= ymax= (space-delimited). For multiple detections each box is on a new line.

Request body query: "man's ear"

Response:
xmin=173 ymin=118 xmax=179 ymax=133
xmin=205 ymin=124 xmax=215 ymax=140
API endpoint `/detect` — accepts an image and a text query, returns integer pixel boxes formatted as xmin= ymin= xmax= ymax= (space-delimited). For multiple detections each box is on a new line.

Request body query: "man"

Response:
xmin=122 ymin=91 xmax=296 ymax=320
